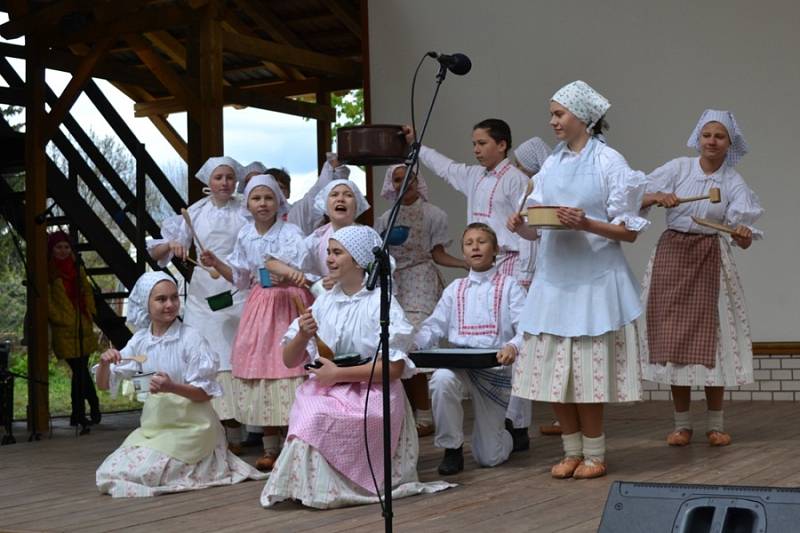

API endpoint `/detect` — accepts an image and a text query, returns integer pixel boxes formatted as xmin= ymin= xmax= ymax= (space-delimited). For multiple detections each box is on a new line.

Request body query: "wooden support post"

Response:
xmin=24 ymin=36 xmax=50 ymax=434
xmin=186 ymin=4 xmax=224 ymax=204
xmin=316 ymin=91 xmax=332 ymax=175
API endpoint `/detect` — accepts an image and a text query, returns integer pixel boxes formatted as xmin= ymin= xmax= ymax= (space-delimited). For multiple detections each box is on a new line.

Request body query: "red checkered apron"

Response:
xmin=647 ymin=230 xmax=720 ymax=368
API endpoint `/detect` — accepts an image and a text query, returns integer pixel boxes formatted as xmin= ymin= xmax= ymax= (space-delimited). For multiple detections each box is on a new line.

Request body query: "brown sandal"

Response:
xmin=255 ymin=451 xmax=279 ymax=471
xmin=573 ymin=457 xmax=607 ymax=479
xmin=666 ymin=429 xmax=693 ymax=447
xmin=707 ymin=430 xmax=731 ymax=447
xmin=551 ymin=456 xmax=583 ymax=479
xmin=539 ymin=420 xmax=563 ymax=436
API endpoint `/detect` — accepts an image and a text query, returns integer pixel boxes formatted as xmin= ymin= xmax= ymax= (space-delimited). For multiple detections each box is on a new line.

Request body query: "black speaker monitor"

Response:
xmin=600 ymin=481 xmax=800 ymax=533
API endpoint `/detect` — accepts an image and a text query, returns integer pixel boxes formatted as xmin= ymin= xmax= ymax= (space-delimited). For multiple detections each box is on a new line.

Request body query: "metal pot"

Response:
xmin=336 ymin=124 xmax=409 ymax=165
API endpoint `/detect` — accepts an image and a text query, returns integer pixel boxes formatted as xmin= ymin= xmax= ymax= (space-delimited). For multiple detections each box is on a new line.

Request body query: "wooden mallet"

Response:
xmin=676 ymin=187 xmax=721 ymax=205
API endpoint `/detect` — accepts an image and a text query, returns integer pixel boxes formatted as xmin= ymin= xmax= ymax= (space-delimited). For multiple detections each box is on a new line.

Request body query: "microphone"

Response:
xmin=427 ymin=51 xmax=472 ymax=76
xmin=34 ymin=202 xmax=57 ymax=224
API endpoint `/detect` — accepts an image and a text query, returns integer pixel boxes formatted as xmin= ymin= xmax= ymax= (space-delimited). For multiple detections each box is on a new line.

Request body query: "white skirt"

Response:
xmin=211 ymin=371 xmax=240 ymax=421
xmin=260 ymin=401 xmax=453 ymax=509
xmin=96 ymin=430 xmax=265 ymax=497
xmin=512 ymin=324 xmax=642 ymax=403
xmin=236 ymin=376 xmax=305 ymax=426
xmin=640 ymin=238 xmax=754 ymax=387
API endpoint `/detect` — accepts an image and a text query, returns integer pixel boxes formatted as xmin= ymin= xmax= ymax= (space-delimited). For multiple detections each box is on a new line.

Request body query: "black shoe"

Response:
xmin=242 ymin=432 xmax=263 ymax=447
xmin=505 ymin=418 xmax=530 ymax=452
xmin=437 ymin=446 xmax=464 ymax=475
xmin=90 ymin=409 xmax=102 ymax=425
xmin=70 ymin=414 xmax=92 ymax=427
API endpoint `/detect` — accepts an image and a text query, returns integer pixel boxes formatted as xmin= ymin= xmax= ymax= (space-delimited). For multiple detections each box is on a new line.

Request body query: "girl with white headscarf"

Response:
xmin=146 ymin=156 xmax=249 ymax=442
xmin=301 ymin=178 xmax=370 ymax=290
xmin=201 ymin=175 xmax=312 ymax=472
xmin=639 ymin=109 xmax=763 ymax=448
xmin=263 ymin=226 xmax=451 ymax=508
xmin=508 ymin=80 xmax=650 ymax=479
xmin=94 ymin=272 xmax=264 ymax=497
xmin=374 ymin=164 xmax=465 ymax=436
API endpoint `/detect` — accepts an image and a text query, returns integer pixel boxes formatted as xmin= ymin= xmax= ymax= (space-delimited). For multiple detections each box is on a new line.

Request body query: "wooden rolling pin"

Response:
xmin=675 ymin=187 xmax=721 ymax=205
xmin=691 ymin=216 xmax=736 ymax=234
xmin=121 ymin=354 xmax=148 ymax=364
xmin=517 ymin=179 xmax=534 ymax=213
xmin=290 ymin=294 xmax=335 ymax=360
xmin=180 ymin=208 xmax=221 ymax=279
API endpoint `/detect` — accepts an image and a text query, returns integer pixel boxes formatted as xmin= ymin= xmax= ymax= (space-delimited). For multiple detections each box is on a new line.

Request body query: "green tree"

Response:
xmin=330 ymin=89 xmax=364 ymax=140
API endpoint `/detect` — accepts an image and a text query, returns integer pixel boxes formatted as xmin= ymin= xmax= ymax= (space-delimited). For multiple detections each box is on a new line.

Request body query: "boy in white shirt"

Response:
xmin=414 ymin=223 xmax=529 ymax=475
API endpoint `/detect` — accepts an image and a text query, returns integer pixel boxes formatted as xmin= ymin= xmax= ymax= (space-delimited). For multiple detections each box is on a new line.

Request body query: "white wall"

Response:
xmin=368 ymin=0 xmax=800 ymax=342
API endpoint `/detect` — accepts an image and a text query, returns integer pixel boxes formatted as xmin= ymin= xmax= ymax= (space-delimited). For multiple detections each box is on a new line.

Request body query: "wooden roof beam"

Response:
xmin=50 ymin=3 xmax=191 ymax=47
xmin=219 ymin=14 xmax=298 ymax=81
xmin=134 ymin=86 xmax=335 ymax=122
xmin=0 ymin=0 xmax=94 ymax=39
xmin=41 ymin=36 xmax=114 ymax=142
xmin=125 ymin=34 xmax=200 ymax=117
xmin=222 ymin=30 xmax=362 ymax=78
xmin=0 ymin=42 xmax=163 ymax=91
xmin=320 ymin=0 xmax=362 ymax=38
xmin=233 ymin=0 xmax=307 ymax=49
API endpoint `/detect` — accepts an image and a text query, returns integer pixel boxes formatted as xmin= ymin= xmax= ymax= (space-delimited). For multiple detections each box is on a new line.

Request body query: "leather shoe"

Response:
xmin=437 ymin=446 xmax=464 ymax=475
xmin=666 ymin=429 xmax=693 ymax=446
xmin=707 ymin=430 xmax=732 ymax=447
xmin=255 ymin=451 xmax=279 ymax=471
xmin=416 ymin=421 xmax=434 ymax=438
xmin=573 ymin=457 xmax=607 ymax=479
xmin=539 ymin=420 xmax=563 ymax=436
xmin=550 ymin=456 xmax=583 ymax=478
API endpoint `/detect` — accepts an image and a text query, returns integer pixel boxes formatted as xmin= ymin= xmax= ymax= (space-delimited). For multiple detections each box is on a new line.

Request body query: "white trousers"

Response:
xmin=430 ymin=367 xmax=522 ymax=467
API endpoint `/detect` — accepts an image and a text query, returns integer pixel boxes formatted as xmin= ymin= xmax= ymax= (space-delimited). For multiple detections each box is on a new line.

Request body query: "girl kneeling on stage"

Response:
xmin=262 ymin=225 xmax=450 ymax=509
xmin=414 ymin=223 xmax=528 ymax=475
xmin=94 ymin=272 xmax=264 ymax=497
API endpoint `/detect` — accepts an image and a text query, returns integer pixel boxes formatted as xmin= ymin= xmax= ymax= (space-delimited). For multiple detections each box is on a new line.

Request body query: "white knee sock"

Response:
xmin=582 ymin=434 xmax=606 ymax=463
xmin=561 ymin=431 xmax=583 ymax=458
xmin=707 ymin=410 xmax=724 ymax=432
xmin=674 ymin=410 xmax=692 ymax=432
xmin=262 ymin=434 xmax=281 ymax=454
xmin=416 ymin=408 xmax=433 ymax=425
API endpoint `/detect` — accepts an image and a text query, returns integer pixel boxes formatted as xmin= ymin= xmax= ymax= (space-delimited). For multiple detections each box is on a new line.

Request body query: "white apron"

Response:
xmin=520 ymin=138 xmax=642 ymax=337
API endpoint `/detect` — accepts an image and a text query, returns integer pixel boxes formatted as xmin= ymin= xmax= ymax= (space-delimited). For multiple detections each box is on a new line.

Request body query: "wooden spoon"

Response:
xmin=290 ymin=294 xmax=335 ymax=360
xmin=121 ymin=354 xmax=148 ymax=364
xmin=180 ymin=208 xmax=221 ymax=278
xmin=184 ymin=256 xmax=221 ymax=279
xmin=517 ymin=178 xmax=534 ymax=213
xmin=690 ymin=216 xmax=736 ymax=235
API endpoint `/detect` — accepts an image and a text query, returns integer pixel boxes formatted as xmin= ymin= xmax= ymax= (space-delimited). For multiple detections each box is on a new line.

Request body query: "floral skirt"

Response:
xmin=235 ymin=376 xmax=305 ymax=426
xmin=210 ymin=371 xmax=240 ymax=421
xmin=512 ymin=323 xmax=642 ymax=403
xmin=260 ymin=400 xmax=453 ymax=509
xmin=96 ymin=430 xmax=265 ymax=497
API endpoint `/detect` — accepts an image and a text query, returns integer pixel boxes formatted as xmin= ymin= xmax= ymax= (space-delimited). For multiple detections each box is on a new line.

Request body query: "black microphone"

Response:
xmin=427 ymin=51 xmax=472 ymax=76
xmin=34 ymin=202 xmax=57 ymax=224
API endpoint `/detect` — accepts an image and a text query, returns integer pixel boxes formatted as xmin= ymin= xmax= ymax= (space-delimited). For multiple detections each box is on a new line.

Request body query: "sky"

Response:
xmin=0 ymin=12 xmax=365 ymax=203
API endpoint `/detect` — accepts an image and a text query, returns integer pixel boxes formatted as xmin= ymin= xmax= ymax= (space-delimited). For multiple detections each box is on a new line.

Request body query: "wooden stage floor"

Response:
xmin=2 ymin=400 xmax=799 ymax=532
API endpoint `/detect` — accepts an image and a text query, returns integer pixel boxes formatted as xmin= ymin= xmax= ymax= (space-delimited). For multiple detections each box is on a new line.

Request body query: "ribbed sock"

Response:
xmin=582 ymin=434 xmax=606 ymax=463
xmin=561 ymin=431 xmax=583 ymax=458
xmin=674 ymin=410 xmax=692 ymax=432
xmin=262 ymin=434 xmax=281 ymax=455
xmin=707 ymin=410 xmax=724 ymax=432
xmin=416 ymin=409 xmax=433 ymax=425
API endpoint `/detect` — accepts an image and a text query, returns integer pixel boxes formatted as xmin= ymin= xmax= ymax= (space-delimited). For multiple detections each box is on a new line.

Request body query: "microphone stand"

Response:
xmin=365 ymin=61 xmax=449 ymax=533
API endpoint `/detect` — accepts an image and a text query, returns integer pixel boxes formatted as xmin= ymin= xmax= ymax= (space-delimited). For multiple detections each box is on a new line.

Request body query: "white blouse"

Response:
xmin=104 ymin=320 xmax=221 ymax=398
xmin=644 ymin=157 xmax=763 ymax=240
xmin=226 ymin=220 xmax=307 ymax=289
xmin=286 ymin=161 xmax=350 ymax=236
xmin=419 ymin=146 xmax=529 ymax=252
xmin=147 ymin=196 xmax=249 ymax=268
xmin=414 ymin=267 xmax=526 ymax=353
xmin=283 ymin=283 xmax=417 ymax=380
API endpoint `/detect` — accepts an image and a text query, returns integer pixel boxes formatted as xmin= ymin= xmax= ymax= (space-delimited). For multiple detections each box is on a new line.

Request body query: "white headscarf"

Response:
xmin=313 ymin=179 xmax=370 ymax=219
xmin=127 ymin=272 xmax=176 ymax=329
xmin=514 ymin=137 xmax=552 ymax=174
xmin=331 ymin=225 xmax=382 ymax=269
xmin=243 ymin=161 xmax=267 ymax=177
xmin=686 ymin=109 xmax=749 ymax=166
xmin=243 ymin=174 xmax=289 ymax=216
xmin=381 ymin=164 xmax=429 ymax=201
xmin=552 ymin=80 xmax=611 ymax=130
xmin=195 ymin=156 xmax=244 ymax=185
